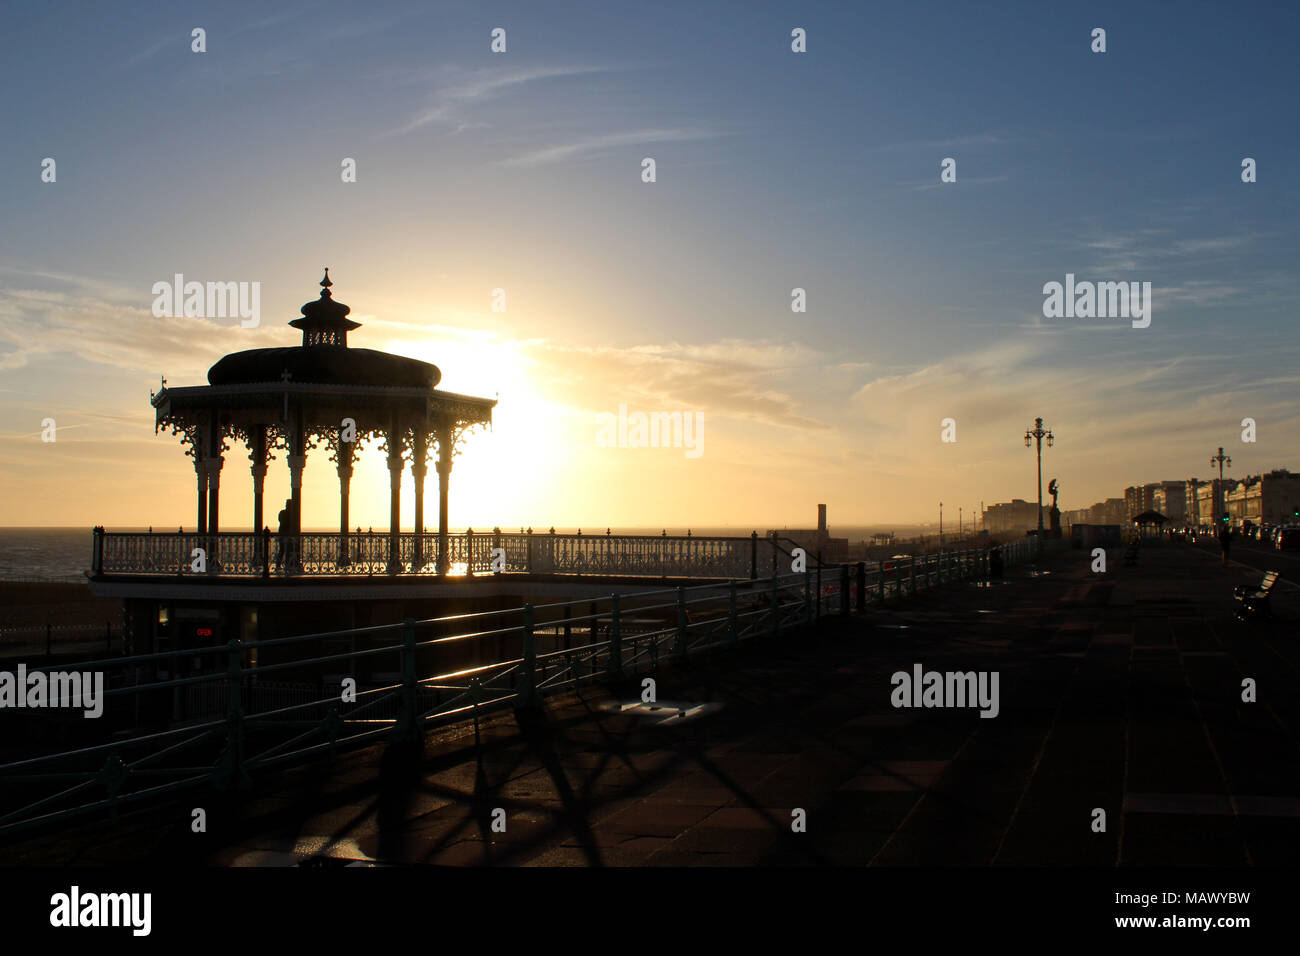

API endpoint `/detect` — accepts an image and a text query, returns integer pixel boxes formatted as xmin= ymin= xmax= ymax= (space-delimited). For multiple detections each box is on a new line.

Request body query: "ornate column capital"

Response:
xmin=287 ymin=454 xmax=307 ymax=491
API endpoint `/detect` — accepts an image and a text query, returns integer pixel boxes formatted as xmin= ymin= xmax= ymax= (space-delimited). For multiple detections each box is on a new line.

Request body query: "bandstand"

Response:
xmin=87 ymin=279 xmax=776 ymax=673
xmin=146 ymin=269 xmax=495 ymax=576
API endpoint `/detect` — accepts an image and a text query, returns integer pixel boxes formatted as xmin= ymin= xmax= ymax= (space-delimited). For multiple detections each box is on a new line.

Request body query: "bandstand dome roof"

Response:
xmin=206 ymin=269 xmax=441 ymax=389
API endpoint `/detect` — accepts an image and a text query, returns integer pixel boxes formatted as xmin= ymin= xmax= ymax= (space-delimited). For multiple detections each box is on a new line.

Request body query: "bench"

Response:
xmin=1122 ymin=537 xmax=1140 ymax=566
xmin=1234 ymin=570 xmax=1280 ymax=620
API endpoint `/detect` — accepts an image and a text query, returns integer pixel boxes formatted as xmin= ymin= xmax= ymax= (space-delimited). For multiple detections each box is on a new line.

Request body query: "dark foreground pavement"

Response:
xmin=6 ymin=540 xmax=1299 ymax=867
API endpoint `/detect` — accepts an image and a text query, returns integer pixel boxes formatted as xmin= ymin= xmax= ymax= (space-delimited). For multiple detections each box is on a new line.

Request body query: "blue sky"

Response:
xmin=0 ymin=0 xmax=1296 ymax=529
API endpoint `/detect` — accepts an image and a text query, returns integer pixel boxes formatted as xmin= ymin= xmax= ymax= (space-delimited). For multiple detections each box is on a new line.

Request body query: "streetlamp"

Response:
xmin=1025 ymin=417 xmax=1054 ymax=556
xmin=1210 ymin=446 xmax=1232 ymax=527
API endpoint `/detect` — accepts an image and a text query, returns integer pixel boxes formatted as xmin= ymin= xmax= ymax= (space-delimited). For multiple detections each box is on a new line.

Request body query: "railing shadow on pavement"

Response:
xmin=2 ymin=538 xmax=1053 ymax=839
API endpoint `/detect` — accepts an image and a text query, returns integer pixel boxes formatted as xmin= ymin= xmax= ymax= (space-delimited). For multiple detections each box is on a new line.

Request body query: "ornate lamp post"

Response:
xmin=1025 ymin=417 xmax=1054 ymax=556
xmin=1210 ymin=446 xmax=1232 ymax=527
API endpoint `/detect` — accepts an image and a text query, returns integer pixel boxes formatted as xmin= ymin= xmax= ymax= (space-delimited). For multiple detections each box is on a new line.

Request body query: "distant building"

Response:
xmin=1126 ymin=481 xmax=1183 ymax=521
xmin=983 ymin=499 xmax=1041 ymax=534
xmin=1063 ymin=507 xmax=1090 ymax=529
xmin=1099 ymin=498 xmax=1128 ymax=524
xmin=1076 ymin=498 xmax=1127 ymax=527
xmin=1225 ymin=470 xmax=1300 ymax=528
xmin=1185 ymin=478 xmax=1203 ymax=525
xmin=1152 ymin=482 xmax=1187 ymax=525
xmin=1194 ymin=478 xmax=1237 ymax=527
xmin=1124 ymin=485 xmax=1148 ymax=521
xmin=768 ymin=503 xmax=849 ymax=560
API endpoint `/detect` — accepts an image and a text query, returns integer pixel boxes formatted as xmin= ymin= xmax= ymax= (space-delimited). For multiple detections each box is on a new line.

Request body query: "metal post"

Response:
xmin=840 ymin=565 xmax=850 ymax=616
xmin=804 ymin=562 xmax=813 ymax=626
xmin=815 ymin=557 xmax=822 ymax=622
xmin=770 ymin=571 xmax=779 ymax=637
xmin=877 ymin=560 xmax=887 ymax=604
xmin=729 ymin=581 xmax=740 ymax=641
xmin=675 ymin=587 xmax=689 ymax=660
xmin=394 ymin=618 xmax=422 ymax=742
xmin=750 ymin=531 xmax=758 ymax=580
xmin=215 ymin=639 xmax=249 ymax=790
xmin=518 ymin=604 xmax=538 ymax=706
xmin=607 ymin=594 xmax=623 ymax=677
xmin=856 ymin=561 xmax=866 ymax=612
xmin=909 ymin=556 xmax=917 ymax=596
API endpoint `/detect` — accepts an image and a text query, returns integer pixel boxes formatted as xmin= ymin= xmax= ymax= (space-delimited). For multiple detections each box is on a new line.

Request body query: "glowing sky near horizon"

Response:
xmin=1 ymin=0 xmax=1297 ymax=531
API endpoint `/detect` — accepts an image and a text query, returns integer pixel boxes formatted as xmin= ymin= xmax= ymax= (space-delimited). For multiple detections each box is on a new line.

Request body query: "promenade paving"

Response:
xmin=6 ymin=539 xmax=1299 ymax=866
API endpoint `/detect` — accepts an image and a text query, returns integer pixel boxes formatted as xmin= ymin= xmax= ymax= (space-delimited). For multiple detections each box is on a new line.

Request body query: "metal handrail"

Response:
xmin=2 ymin=538 xmax=1061 ymax=837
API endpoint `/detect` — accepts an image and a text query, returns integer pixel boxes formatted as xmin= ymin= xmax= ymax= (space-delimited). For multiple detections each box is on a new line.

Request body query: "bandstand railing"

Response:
xmin=91 ymin=528 xmax=770 ymax=580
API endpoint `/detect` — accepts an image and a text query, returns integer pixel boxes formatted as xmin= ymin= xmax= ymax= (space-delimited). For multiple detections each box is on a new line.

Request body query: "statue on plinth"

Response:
xmin=1048 ymin=478 xmax=1062 ymax=538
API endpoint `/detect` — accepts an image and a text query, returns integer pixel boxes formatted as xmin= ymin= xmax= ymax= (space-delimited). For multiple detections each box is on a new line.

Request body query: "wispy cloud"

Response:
xmin=122 ymin=10 xmax=308 ymax=68
xmin=499 ymin=128 xmax=723 ymax=167
xmin=527 ymin=338 xmax=830 ymax=431
xmin=1078 ymin=231 xmax=1263 ymax=273
xmin=0 ymin=283 xmax=283 ymax=377
xmin=910 ymin=175 xmax=1008 ymax=191
xmin=390 ymin=65 xmax=607 ymax=136
xmin=869 ymin=133 xmax=1008 ymax=153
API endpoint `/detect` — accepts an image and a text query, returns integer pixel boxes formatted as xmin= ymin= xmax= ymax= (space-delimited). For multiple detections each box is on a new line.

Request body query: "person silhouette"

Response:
xmin=276 ymin=502 xmax=290 ymax=573
xmin=1218 ymin=520 xmax=1233 ymax=567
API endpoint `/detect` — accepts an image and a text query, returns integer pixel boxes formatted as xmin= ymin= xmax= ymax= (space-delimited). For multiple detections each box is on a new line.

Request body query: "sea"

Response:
xmin=0 ymin=528 xmax=96 ymax=582
xmin=0 ymin=524 xmax=932 ymax=582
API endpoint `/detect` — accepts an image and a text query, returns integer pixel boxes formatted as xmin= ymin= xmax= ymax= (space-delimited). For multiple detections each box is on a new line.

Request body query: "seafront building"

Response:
xmin=1224 ymin=469 xmax=1300 ymax=529
xmin=983 ymin=499 xmax=1041 ymax=535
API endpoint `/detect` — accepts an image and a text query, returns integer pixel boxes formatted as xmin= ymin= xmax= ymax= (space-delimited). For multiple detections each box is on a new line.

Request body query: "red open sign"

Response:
xmin=195 ymin=627 xmax=214 ymax=637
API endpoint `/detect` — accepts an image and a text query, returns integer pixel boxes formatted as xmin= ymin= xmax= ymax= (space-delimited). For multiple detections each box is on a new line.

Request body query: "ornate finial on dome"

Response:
xmin=292 ymin=269 xmax=359 ymax=346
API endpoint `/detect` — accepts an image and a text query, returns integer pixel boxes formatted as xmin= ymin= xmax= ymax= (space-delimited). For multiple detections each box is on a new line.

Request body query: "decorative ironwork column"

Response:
xmin=436 ymin=420 xmax=453 ymax=575
xmin=337 ymin=438 xmax=354 ymax=564
xmin=287 ymin=406 xmax=307 ymax=538
xmin=412 ymin=430 xmax=428 ymax=572
xmin=387 ymin=419 xmax=405 ymax=574
xmin=286 ymin=454 xmax=306 ymax=529
xmin=206 ymin=455 xmax=223 ymax=536
xmin=249 ymin=426 xmax=268 ymax=534
xmin=205 ymin=414 xmax=223 ymax=541
xmin=194 ymin=456 xmax=208 ymax=535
